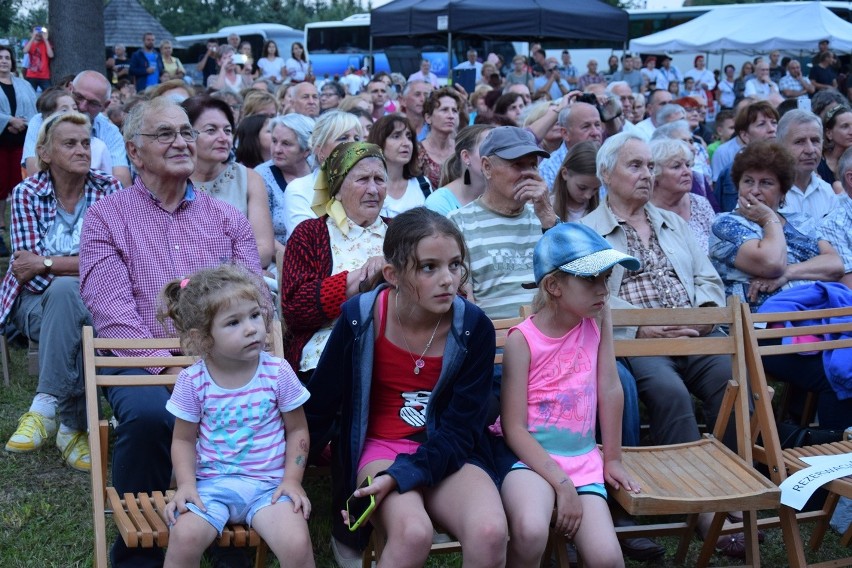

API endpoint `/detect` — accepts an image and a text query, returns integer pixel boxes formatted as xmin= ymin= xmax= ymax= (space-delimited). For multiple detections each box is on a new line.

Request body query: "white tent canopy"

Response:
xmin=629 ymin=1 xmax=852 ymax=55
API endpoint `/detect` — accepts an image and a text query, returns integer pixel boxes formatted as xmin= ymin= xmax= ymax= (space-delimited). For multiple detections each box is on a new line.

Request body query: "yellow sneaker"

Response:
xmin=56 ymin=430 xmax=90 ymax=472
xmin=5 ymin=411 xmax=57 ymax=452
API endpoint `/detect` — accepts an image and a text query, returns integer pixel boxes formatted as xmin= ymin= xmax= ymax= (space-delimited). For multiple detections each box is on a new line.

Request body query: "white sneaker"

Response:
xmin=56 ymin=429 xmax=91 ymax=472
xmin=5 ymin=411 xmax=57 ymax=452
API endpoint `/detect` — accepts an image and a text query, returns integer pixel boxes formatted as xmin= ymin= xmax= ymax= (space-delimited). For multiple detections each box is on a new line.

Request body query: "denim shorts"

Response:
xmin=175 ymin=475 xmax=291 ymax=535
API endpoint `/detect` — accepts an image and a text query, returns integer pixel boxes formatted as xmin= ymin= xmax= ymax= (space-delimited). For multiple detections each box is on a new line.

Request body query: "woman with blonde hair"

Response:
xmin=159 ymin=40 xmax=186 ymax=83
xmin=242 ymin=89 xmax=279 ymax=118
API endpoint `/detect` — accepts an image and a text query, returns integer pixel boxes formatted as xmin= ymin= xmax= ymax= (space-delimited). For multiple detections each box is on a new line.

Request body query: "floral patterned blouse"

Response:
xmin=709 ymin=210 xmax=820 ymax=308
xmin=686 ymin=193 xmax=716 ymax=255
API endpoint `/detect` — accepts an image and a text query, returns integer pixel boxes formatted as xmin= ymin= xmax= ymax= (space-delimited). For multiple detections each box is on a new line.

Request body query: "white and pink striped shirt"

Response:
xmin=166 ymin=352 xmax=309 ymax=481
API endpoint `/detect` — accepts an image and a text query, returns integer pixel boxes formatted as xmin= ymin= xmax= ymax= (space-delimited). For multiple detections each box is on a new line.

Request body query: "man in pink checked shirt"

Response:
xmin=79 ymin=96 xmax=262 ymax=568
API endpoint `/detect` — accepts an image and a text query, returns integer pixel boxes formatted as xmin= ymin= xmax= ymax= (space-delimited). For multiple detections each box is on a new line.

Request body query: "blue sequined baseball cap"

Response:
xmin=524 ymin=222 xmax=641 ymax=288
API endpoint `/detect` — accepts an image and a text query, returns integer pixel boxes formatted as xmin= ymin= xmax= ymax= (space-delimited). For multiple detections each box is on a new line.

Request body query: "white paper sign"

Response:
xmin=779 ymin=453 xmax=852 ymax=510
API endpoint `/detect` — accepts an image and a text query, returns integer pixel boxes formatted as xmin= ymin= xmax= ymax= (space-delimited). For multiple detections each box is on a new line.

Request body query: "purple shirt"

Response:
xmin=79 ymin=177 xmax=261 ymax=363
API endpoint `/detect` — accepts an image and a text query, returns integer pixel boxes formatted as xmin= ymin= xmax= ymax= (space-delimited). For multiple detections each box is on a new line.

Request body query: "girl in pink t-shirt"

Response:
xmin=498 ymin=222 xmax=641 ymax=567
xmin=159 ymin=265 xmax=314 ymax=568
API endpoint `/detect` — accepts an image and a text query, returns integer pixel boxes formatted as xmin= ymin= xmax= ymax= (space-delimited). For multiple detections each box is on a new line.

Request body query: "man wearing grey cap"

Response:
xmin=448 ymin=126 xmax=557 ymax=320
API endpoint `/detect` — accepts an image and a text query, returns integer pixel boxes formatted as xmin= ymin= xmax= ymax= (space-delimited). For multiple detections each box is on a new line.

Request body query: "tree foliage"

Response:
xmin=137 ymin=0 xmax=363 ymax=36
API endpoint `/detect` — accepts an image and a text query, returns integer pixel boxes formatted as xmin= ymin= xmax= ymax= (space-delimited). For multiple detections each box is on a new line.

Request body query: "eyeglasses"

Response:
xmin=137 ymin=128 xmax=199 ymax=144
xmin=71 ymin=91 xmax=105 ymax=111
xmin=320 ymin=91 xmax=339 ymax=98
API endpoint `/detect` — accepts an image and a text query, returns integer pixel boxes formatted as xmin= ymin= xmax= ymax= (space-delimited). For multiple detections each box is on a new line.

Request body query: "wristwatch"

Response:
xmin=43 ymin=257 xmax=53 ymax=274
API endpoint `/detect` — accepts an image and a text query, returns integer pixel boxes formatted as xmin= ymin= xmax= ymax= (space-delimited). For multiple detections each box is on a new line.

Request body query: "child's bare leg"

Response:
xmin=359 ymin=460 xmax=432 ymax=568
xmin=252 ymin=501 xmax=315 ymax=568
xmin=425 ymin=463 xmax=508 ymax=568
xmin=573 ymin=495 xmax=623 ymax=568
xmin=501 ymin=469 xmax=554 ymax=567
xmin=164 ymin=512 xmax=218 ymax=568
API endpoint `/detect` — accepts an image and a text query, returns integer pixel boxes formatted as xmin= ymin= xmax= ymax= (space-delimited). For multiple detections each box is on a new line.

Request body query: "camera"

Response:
xmin=576 ymin=92 xmax=621 ymax=123
xmin=232 ymin=53 xmax=248 ymax=65
xmin=34 ymin=26 xmax=47 ymax=34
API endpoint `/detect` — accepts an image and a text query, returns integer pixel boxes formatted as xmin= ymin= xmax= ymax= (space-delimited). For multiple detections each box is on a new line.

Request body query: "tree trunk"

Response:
xmin=48 ymin=0 xmax=105 ymax=82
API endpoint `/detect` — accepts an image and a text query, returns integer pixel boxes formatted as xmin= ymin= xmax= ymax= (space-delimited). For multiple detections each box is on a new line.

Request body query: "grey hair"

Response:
xmin=656 ymin=103 xmax=685 ymax=125
xmin=402 ymin=79 xmax=430 ymax=97
xmin=123 ymin=97 xmax=188 ymax=143
xmin=651 ymin=119 xmax=691 ymax=141
xmin=309 ymin=110 xmax=362 ymax=161
xmin=777 ymin=109 xmax=823 ymax=143
xmin=268 ymin=113 xmax=314 ymax=152
xmin=605 ymin=81 xmax=630 ymax=96
xmin=72 ymin=70 xmax=112 ymax=102
xmin=556 ymin=105 xmax=572 ymax=128
xmin=649 ymin=138 xmax=693 ymax=176
xmin=596 ymin=131 xmax=646 ymax=181
xmin=839 ymin=146 xmax=852 ymax=191
xmin=633 ymin=92 xmax=646 ymax=106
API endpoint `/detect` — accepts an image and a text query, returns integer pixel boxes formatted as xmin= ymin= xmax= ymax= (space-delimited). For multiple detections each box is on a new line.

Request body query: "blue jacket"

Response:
xmin=758 ymin=281 xmax=852 ymax=400
xmin=129 ymin=49 xmax=164 ymax=91
xmin=305 ymin=286 xmax=498 ymax=500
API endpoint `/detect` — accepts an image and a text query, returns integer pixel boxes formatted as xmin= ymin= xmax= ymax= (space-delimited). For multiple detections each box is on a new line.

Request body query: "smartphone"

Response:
xmin=232 ymin=53 xmax=248 ymax=65
xmin=346 ymin=476 xmax=376 ymax=532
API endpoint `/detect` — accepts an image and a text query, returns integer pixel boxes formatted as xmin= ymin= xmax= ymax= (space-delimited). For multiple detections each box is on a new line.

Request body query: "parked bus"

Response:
xmin=304 ymin=13 xmax=519 ymax=83
xmin=176 ymin=23 xmax=303 ymax=86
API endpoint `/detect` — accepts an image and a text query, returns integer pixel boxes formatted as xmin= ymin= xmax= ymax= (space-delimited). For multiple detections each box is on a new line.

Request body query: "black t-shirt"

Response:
xmin=809 ymin=65 xmax=837 ymax=87
xmin=199 ymin=54 xmax=219 ymax=85
xmin=0 ymin=82 xmax=25 ymax=148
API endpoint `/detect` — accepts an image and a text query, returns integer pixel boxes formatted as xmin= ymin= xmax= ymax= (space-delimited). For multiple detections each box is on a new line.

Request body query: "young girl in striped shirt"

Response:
xmin=158 ymin=265 xmax=315 ymax=568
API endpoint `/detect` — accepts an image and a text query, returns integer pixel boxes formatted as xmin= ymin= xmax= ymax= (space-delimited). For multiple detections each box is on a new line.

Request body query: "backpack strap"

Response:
xmin=416 ymin=175 xmax=431 ymax=199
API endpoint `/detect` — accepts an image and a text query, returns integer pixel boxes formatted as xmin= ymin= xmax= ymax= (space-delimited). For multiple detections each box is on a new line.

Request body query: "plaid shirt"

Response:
xmin=617 ymin=210 xmax=692 ymax=310
xmin=79 ymin=177 xmax=261 ymax=364
xmin=0 ymin=170 xmax=121 ymax=325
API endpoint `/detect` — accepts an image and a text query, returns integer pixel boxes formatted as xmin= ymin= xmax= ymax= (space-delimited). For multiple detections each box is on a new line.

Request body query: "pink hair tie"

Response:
xmin=180 ymin=278 xmax=190 ymax=289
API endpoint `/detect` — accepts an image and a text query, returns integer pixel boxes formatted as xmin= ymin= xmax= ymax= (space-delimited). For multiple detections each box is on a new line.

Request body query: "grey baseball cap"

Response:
xmin=479 ymin=126 xmax=550 ymax=161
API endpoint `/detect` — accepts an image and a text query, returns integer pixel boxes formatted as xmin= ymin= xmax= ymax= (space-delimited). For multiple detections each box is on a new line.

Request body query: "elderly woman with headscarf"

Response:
xmin=2 ymin=111 xmax=121 ymax=471
xmin=280 ymin=141 xmax=388 ymax=378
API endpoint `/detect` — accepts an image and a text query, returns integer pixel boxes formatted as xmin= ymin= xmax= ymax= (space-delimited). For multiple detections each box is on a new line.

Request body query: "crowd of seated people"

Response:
xmin=4 ymin=32 xmax=852 ymax=567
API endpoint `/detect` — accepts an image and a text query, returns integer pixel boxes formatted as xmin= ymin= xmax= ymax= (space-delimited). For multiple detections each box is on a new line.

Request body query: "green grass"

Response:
xmin=0 ymin=343 xmax=850 ymax=567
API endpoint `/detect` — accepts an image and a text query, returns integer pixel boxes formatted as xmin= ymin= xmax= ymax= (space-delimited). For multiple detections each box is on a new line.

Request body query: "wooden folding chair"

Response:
xmin=604 ymin=298 xmax=780 ymax=567
xmin=85 ymin=322 xmax=285 ymax=568
xmin=741 ymin=303 xmax=852 ymax=568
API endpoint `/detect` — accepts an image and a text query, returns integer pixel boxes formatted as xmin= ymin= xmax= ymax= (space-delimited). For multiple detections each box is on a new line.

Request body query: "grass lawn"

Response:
xmin=0 ymin=336 xmax=849 ymax=566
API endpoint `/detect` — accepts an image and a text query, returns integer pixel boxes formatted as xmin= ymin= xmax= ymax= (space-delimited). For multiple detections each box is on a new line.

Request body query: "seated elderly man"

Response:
xmin=538 ymin=102 xmax=603 ymax=191
xmin=581 ymin=131 xmax=748 ymax=557
xmin=79 ymin=97 xmax=263 ymax=567
xmin=22 ymin=70 xmax=131 ymax=187
xmin=776 ymin=109 xmax=838 ymax=221
xmin=819 ymin=146 xmax=852 ymax=288
xmin=448 ymin=126 xmax=557 ymax=319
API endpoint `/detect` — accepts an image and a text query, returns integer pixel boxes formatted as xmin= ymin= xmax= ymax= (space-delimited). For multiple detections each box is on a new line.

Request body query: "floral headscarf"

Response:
xmin=311 ymin=141 xmax=386 ymax=234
